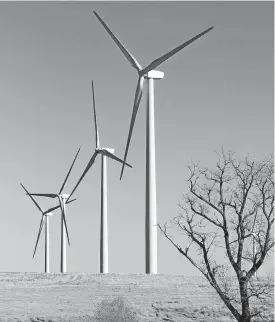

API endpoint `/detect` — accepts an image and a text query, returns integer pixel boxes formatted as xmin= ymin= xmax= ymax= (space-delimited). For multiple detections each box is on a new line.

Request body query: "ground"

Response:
xmin=0 ymin=273 xmax=273 ymax=322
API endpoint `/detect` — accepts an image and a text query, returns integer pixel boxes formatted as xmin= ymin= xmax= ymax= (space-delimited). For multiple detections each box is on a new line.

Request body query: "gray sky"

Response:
xmin=0 ymin=1 xmax=273 ymax=275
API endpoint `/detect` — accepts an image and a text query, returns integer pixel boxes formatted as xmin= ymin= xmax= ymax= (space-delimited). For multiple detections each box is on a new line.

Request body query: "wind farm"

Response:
xmin=6 ymin=2 xmax=271 ymax=276
xmin=0 ymin=2 xmax=273 ymax=322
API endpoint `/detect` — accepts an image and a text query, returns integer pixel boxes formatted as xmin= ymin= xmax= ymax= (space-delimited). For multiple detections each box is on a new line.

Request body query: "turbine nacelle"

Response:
xmin=44 ymin=212 xmax=53 ymax=216
xmin=61 ymin=193 xmax=70 ymax=200
xmin=144 ymin=70 xmax=164 ymax=80
xmin=96 ymin=148 xmax=115 ymax=154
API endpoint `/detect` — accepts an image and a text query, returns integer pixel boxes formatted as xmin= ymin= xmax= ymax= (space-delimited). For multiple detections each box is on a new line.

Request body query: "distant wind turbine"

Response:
xmin=67 ymin=81 xmax=132 ymax=273
xmin=20 ymin=183 xmax=76 ymax=273
xmin=27 ymin=147 xmax=81 ymax=273
xmin=94 ymin=11 xmax=214 ymax=274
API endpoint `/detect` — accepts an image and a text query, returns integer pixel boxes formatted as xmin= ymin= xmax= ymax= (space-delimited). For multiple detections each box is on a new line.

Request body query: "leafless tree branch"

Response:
xmin=159 ymin=149 xmax=274 ymax=322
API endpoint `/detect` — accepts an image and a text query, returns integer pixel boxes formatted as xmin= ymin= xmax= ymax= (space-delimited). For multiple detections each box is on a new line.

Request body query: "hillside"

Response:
xmin=0 ymin=273 xmax=273 ymax=322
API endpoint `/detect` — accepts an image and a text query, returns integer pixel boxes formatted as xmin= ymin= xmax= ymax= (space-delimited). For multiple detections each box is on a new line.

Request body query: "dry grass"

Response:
xmin=0 ymin=273 xmax=273 ymax=322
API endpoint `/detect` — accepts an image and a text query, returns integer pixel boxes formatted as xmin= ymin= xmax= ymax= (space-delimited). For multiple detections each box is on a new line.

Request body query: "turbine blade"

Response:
xmin=43 ymin=198 xmax=77 ymax=215
xmin=59 ymin=147 xmax=81 ymax=194
xmin=92 ymin=81 xmax=100 ymax=148
xmin=32 ymin=215 xmax=45 ymax=259
xmin=120 ymin=76 xmax=144 ymax=180
xmin=67 ymin=151 xmax=98 ymax=202
xmin=20 ymin=183 xmax=43 ymax=213
xmin=66 ymin=198 xmax=77 ymax=205
xmin=43 ymin=204 xmax=60 ymax=215
xmin=60 ymin=199 xmax=70 ymax=246
xmin=101 ymin=150 xmax=132 ymax=168
xmin=28 ymin=193 xmax=57 ymax=198
xmin=93 ymin=11 xmax=142 ymax=71
xmin=141 ymin=26 xmax=214 ymax=75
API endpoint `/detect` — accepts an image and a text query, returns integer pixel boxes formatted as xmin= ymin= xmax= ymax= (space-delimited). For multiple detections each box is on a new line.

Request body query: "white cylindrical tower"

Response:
xmin=60 ymin=198 xmax=67 ymax=273
xmin=45 ymin=215 xmax=50 ymax=273
xmin=145 ymin=77 xmax=158 ymax=274
xmin=100 ymin=154 xmax=108 ymax=273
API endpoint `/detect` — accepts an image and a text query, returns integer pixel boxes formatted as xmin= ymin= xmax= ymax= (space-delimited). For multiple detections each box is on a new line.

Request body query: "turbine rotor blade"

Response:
xmin=141 ymin=26 xmax=214 ymax=75
xmin=92 ymin=81 xmax=100 ymax=148
xmin=65 ymin=198 xmax=77 ymax=205
xmin=67 ymin=151 xmax=98 ymax=202
xmin=101 ymin=150 xmax=132 ymax=168
xmin=43 ymin=204 xmax=60 ymax=215
xmin=32 ymin=215 xmax=45 ymax=259
xmin=59 ymin=147 xmax=81 ymax=194
xmin=93 ymin=11 xmax=142 ymax=71
xmin=120 ymin=76 xmax=144 ymax=180
xmin=28 ymin=193 xmax=58 ymax=198
xmin=45 ymin=198 xmax=77 ymax=215
xmin=20 ymin=183 xmax=43 ymax=213
xmin=60 ymin=199 xmax=70 ymax=246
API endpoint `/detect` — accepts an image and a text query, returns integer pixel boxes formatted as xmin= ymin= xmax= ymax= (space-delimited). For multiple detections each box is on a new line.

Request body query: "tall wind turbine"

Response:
xmin=27 ymin=147 xmax=81 ymax=273
xmin=67 ymin=81 xmax=132 ymax=274
xmin=93 ymin=11 xmax=214 ymax=274
xmin=20 ymin=183 xmax=76 ymax=273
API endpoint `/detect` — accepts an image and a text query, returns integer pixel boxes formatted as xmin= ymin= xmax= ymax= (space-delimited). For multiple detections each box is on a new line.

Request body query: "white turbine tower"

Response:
xmin=20 ymin=183 xmax=76 ymax=273
xmin=67 ymin=81 xmax=132 ymax=274
xmin=93 ymin=11 xmax=214 ymax=274
xmin=27 ymin=147 xmax=81 ymax=273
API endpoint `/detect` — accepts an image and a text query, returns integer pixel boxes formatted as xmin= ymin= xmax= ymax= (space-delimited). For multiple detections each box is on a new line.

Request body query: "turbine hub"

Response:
xmin=145 ymin=70 xmax=164 ymax=80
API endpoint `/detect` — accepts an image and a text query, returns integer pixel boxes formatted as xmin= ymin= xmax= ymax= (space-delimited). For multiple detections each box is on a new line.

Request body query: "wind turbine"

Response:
xmin=27 ymin=147 xmax=81 ymax=273
xmin=66 ymin=81 xmax=132 ymax=274
xmin=20 ymin=183 xmax=76 ymax=273
xmin=93 ymin=11 xmax=214 ymax=274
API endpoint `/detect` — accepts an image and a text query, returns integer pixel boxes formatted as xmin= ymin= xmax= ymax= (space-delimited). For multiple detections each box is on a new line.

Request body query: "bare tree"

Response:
xmin=159 ymin=149 xmax=274 ymax=322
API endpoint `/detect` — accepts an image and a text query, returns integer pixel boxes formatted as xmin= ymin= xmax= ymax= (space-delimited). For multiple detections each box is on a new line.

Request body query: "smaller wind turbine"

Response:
xmin=27 ymin=147 xmax=81 ymax=273
xmin=67 ymin=81 xmax=132 ymax=273
xmin=20 ymin=183 xmax=76 ymax=273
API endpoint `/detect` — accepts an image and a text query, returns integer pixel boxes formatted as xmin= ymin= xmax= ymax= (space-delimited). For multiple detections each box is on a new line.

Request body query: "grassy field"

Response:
xmin=0 ymin=273 xmax=273 ymax=322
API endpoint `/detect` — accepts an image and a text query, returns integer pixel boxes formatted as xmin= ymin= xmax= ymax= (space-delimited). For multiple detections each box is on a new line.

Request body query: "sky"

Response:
xmin=0 ymin=1 xmax=273 ymax=276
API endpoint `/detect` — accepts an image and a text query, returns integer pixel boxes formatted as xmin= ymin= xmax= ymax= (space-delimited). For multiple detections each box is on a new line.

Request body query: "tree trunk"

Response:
xmin=239 ymin=279 xmax=251 ymax=322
